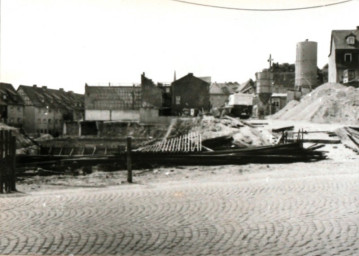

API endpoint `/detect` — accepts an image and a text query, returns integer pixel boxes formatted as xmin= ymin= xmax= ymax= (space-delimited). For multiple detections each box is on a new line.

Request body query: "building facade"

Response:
xmin=329 ymin=27 xmax=359 ymax=85
xmin=171 ymin=73 xmax=210 ymax=116
xmin=140 ymin=73 xmax=172 ymax=124
xmin=210 ymin=82 xmax=239 ymax=109
xmin=17 ymin=85 xmax=84 ymax=135
xmin=85 ymin=85 xmax=141 ymax=122
xmin=0 ymin=83 xmax=24 ymax=128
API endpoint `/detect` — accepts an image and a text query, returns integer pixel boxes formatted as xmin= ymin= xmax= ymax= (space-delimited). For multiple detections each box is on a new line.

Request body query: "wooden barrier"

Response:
xmin=0 ymin=130 xmax=17 ymax=193
xmin=135 ymin=132 xmax=202 ymax=153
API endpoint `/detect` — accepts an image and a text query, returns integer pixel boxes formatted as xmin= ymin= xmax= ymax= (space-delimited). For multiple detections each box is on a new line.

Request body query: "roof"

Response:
xmin=271 ymin=93 xmax=287 ymax=98
xmin=18 ymin=85 xmax=84 ymax=111
xmin=85 ymin=85 xmax=141 ymax=110
xmin=210 ymin=82 xmax=239 ymax=95
xmin=0 ymin=83 xmax=24 ymax=106
xmin=199 ymin=76 xmax=212 ymax=84
xmin=236 ymin=79 xmax=255 ymax=93
xmin=329 ymin=28 xmax=359 ymax=56
xmin=173 ymin=73 xmax=210 ymax=86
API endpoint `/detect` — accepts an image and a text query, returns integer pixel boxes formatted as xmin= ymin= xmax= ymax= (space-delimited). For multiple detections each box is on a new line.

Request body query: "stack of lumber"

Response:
xmin=335 ymin=126 xmax=359 ymax=153
xmin=129 ymin=141 xmax=327 ymax=167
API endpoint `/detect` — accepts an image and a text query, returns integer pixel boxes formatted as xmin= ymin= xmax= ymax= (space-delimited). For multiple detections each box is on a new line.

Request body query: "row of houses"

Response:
xmin=0 ymin=73 xmax=238 ymax=135
xmin=0 ymin=83 xmax=84 ymax=135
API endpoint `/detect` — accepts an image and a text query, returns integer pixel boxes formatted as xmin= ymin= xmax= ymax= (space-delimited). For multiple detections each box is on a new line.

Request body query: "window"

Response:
xmin=43 ymin=118 xmax=47 ymax=124
xmin=347 ymin=36 xmax=355 ymax=45
xmin=17 ymin=118 xmax=22 ymax=123
xmin=37 ymin=118 xmax=41 ymax=123
xmin=48 ymin=119 xmax=52 ymax=124
xmin=176 ymin=96 xmax=181 ymax=105
xmin=344 ymin=53 xmax=352 ymax=63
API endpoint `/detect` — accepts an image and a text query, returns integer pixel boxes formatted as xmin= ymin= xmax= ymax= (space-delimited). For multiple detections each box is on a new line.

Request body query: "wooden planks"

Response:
xmin=136 ymin=132 xmax=202 ymax=153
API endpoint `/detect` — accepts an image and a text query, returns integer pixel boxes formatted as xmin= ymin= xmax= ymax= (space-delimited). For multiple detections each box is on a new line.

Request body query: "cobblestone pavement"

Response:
xmin=1 ymin=166 xmax=359 ymax=256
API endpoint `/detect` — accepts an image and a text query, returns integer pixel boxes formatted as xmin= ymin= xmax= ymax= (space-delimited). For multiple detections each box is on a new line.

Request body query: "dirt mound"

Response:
xmin=271 ymin=83 xmax=359 ymax=125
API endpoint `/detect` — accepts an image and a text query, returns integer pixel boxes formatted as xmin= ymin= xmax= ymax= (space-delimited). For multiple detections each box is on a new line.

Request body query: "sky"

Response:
xmin=1 ymin=0 xmax=359 ymax=93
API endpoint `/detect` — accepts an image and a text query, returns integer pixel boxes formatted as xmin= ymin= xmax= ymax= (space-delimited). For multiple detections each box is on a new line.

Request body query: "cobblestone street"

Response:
xmin=1 ymin=163 xmax=359 ymax=255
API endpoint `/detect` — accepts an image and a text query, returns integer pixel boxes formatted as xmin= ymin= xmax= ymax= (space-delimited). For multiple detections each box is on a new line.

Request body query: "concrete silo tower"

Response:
xmin=255 ymin=69 xmax=273 ymax=118
xmin=295 ymin=40 xmax=318 ymax=94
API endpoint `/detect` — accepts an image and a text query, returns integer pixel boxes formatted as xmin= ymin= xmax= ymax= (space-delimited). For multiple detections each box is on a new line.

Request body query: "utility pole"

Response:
xmin=267 ymin=54 xmax=273 ymax=69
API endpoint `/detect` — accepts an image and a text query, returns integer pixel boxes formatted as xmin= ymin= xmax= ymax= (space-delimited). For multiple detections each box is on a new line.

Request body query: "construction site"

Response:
xmin=1 ymin=34 xmax=358 ymax=192
xmin=0 ymin=79 xmax=358 ymax=192
xmin=1 ymin=0 xmax=359 ymax=254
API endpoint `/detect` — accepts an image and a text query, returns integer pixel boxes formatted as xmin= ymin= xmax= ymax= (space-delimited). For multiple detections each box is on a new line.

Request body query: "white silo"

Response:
xmin=295 ymin=40 xmax=318 ymax=92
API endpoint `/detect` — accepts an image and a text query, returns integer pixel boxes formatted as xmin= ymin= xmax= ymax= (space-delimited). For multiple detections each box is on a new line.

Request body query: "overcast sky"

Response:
xmin=2 ymin=0 xmax=358 ymax=93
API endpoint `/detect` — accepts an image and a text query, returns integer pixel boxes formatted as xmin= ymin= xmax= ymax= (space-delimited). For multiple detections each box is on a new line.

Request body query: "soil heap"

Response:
xmin=271 ymin=83 xmax=359 ymax=125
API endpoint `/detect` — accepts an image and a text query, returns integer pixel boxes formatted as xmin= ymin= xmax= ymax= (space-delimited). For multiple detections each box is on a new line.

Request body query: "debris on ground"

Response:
xmin=335 ymin=126 xmax=359 ymax=154
xmin=164 ymin=116 xmax=273 ymax=148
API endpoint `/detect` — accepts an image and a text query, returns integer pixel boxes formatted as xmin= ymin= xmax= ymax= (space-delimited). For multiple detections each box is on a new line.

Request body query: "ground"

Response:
xmin=1 ymin=121 xmax=359 ymax=255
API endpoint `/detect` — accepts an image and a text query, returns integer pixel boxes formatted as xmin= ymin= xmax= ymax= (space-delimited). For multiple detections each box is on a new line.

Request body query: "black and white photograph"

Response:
xmin=0 ymin=0 xmax=359 ymax=255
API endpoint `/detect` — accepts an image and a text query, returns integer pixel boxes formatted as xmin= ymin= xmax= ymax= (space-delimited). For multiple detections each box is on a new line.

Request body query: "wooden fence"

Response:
xmin=0 ymin=130 xmax=16 ymax=193
xmin=135 ymin=132 xmax=202 ymax=153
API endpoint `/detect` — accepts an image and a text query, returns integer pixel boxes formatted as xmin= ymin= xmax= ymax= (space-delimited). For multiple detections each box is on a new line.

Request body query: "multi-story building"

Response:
xmin=171 ymin=73 xmax=211 ymax=116
xmin=17 ymin=85 xmax=84 ymax=135
xmin=0 ymin=83 xmax=24 ymax=128
xmin=84 ymin=84 xmax=141 ymax=122
xmin=329 ymin=26 xmax=359 ymax=85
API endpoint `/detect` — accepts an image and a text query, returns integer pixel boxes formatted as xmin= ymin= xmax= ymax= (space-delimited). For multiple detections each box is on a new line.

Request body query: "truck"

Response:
xmin=228 ymin=93 xmax=254 ymax=118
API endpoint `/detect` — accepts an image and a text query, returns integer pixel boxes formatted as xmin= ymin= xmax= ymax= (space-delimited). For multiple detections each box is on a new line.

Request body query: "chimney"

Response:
xmin=188 ymin=73 xmax=193 ymax=76
xmin=33 ymin=84 xmax=37 ymax=88
xmin=42 ymin=86 xmax=47 ymax=89
xmin=357 ymin=26 xmax=359 ymax=30
xmin=59 ymin=88 xmax=64 ymax=92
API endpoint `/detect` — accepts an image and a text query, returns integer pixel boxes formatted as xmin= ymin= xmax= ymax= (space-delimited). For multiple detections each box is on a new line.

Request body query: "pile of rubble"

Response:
xmin=166 ymin=116 xmax=273 ymax=148
xmin=271 ymin=83 xmax=359 ymax=125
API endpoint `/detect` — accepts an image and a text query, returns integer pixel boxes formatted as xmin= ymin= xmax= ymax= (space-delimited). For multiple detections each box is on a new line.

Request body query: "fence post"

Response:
xmin=0 ymin=130 xmax=3 ymax=193
xmin=5 ymin=130 xmax=10 ymax=193
xmin=10 ymin=136 xmax=16 ymax=192
xmin=127 ymin=137 xmax=132 ymax=183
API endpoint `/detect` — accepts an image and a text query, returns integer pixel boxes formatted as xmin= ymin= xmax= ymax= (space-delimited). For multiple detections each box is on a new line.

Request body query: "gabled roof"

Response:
xmin=210 ymin=82 xmax=239 ymax=95
xmin=18 ymin=85 xmax=84 ymax=110
xmin=172 ymin=73 xmax=210 ymax=86
xmin=329 ymin=28 xmax=359 ymax=56
xmin=236 ymin=79 xmax=255 ymax=93
xmin=0 ymin=83 xmax=24 ymax=106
